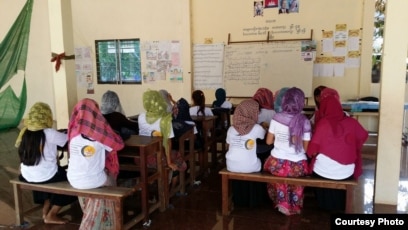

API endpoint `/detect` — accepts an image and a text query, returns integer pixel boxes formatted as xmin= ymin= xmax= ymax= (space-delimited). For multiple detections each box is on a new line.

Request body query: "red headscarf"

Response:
xmin=232 ymin=99 xmax=259 ymax=135
xmin=307 ymin=94 xmax=368 ymax=179
xmin=253 ymin=88 xmax=274 ymax=110
xmin=68 ymin=98 xmax=124 ymax=177
xmin=314 ymin=87 xmax=341 ymax=126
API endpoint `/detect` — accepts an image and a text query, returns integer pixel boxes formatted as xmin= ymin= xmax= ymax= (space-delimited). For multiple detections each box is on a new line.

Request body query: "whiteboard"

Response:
xmin=223 ymin=42 xmax=314 ymax=97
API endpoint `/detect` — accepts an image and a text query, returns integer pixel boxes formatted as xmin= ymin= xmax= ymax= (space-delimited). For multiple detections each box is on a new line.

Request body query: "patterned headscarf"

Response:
xmin=253 ymin=88 xmax=274 ymax=110
xmin=159 ymin=89 xmax=173 ymax=113
xmin=212 ymin=88 xmax=227 ymax=108
xmin=100 ymin=90 xmax=125 ymax=115
xmin=232 ymin=99 xmax=259 ymax=135
xmin=15 ymin=102 xmax=53 ymax=147
xmin=273 ymin=87 xmax=310 ymax=152
xmin=143 ymin=89 xmax=173 ymax=153
xmin=68 ymin=98 xmax=124 ymax=176
xmin=274 ymin=87 xmax=289 ymax=113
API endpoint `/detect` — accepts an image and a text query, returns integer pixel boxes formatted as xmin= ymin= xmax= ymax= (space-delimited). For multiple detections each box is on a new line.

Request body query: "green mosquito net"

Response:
xmin=0 ymin=0 xmax=32 ymax=130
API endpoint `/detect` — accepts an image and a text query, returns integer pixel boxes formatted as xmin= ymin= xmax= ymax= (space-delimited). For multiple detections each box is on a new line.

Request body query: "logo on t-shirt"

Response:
xmin=245 ymin=139 xmax=255 ymax=150
xmin=151 ymin=130 xmax=162 ymax=137
xmin=81 ymin=145 xmax=96 ymax=157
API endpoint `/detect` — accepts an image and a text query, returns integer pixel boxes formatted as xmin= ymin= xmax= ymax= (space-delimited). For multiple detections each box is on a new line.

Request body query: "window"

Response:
xmin=95 ymin=39 xmax=141 ymax=84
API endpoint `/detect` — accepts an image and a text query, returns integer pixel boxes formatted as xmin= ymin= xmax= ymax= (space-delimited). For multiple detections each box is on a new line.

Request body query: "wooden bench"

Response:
xmin=219 ymin=168 xmax=358 ymax=215
xmin=9 ymin=179 xmax=135 ymax=230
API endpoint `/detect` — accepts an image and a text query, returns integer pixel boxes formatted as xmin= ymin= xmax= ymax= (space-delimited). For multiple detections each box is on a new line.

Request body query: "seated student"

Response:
xmin=212 ymin=88 xmax=232 ymax=109
xmin=226 ymin=99 xmax=269 ymax=207
xmin=274 ymin=87 xmax=290 ymax=113
xmin=159 ymin=89 xmax=176 ymax=113
xmin=252 ymin=88 xmax=276 ymax=129
xmin=171 ymin=97 xmax=199 ymax=149
xmin=252 ymin=88 xmax=276 ymax=156
xmin=263 ymin=87 xmax=311 ymax=216
xmin=226 ymin=99 xmax=266 ymax=173
xmin=309 ymin=85 xmax=327 ymax=128
xmin=307 ymin=88 xmax=368 ymax=212
xmin=138 ymin=89 xmax=187 ymax=172
xmin=189 ymin=90 xmax=214 ymax=116
xmin=67 ymin=98 xmax=125 ymax=229
xmin=100 ymin=90 xmax=139 ymax=140
xmin=15 ymin=102 xmax=77 ymax=224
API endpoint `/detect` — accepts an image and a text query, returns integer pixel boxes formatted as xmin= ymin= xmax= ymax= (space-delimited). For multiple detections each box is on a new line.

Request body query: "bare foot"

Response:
xmin=43 ymin=216 xmax=69 ymax=224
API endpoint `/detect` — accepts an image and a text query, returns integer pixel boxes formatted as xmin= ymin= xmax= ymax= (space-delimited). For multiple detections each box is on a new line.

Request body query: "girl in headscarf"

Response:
xmin=307 ymin=88 xmax=368 ymax=211
xmin=189 ymin=90 xmax=214 ymax=116
xmin=252 ymin=88 xmax=276 ymax=128
xmin=212 ymin=88 xmax=232 ymax=109
xmin=67 ymin=98 xmax=124 ymax=229
xmin=226 ymin=99 xmax=269 ymax=207
xmin=16 ymin=102 xmax=76 ymax=224
xmin=159 ymin=89 xmax=176 ymax=113
xmin=172 ymin=98 xmax=196 ymax=140
xmin=309 ymin=85 xmax=327 ymax=128
xmin=226 ymin=99 xmax=266 ymax=173
xmin=100 ymin=90 xmax=139 ymax=140
xmin=274 ymin=87 xmax=290 ymax=113
xmin=138 ymin=89 xmax=187 ymax=172
xmin=263 ymin=87 xmax=311 ymax=215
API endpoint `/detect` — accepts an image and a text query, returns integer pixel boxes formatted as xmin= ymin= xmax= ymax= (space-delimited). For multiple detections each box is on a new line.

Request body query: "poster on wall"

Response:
xmin=141 ymin=40 xmax=182 ymax=83
xmin=75 ymin=46 xmax=94 ymax=94
xmin=278 ymin=0 xmax=299 ymax=14
xmin=254 ymin=1 xmax=264 ymax=17
xmin=193 ymin=43 xmax=224 ymax=90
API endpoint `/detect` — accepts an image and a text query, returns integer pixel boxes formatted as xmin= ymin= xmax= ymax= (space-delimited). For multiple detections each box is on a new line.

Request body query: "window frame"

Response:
xmin=95 ymin=38 xmax=142 ymax=85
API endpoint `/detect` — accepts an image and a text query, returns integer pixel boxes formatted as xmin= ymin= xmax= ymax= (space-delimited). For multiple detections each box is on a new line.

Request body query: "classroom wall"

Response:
xmin=70 ymin=0 xmax=192 ymax=117
xmin=191 ymin=0 xmax=375 ymax=103
xmin=1 ymin=0 xmax=380 ymax=117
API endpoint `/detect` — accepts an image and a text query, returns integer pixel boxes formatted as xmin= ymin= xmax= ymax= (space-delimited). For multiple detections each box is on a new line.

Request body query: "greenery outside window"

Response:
xmin=95 ymin=39 xmax=141 ymax=84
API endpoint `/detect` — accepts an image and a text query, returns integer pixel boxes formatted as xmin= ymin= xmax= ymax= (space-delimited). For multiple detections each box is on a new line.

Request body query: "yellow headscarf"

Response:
xmin=15 ymin=102 xmax=53 ymax=147
xmin=143 ymin=89 xmax=172 ymax=153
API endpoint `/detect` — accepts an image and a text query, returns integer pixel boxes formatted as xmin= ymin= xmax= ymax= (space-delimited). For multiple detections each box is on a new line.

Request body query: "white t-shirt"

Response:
xmin=268 ymin=119 xmax=311 ymax=162
xmin=313 ymin=154 xmax=355 ymax=180
xmin=219 ymin=101 xmax=233 ymax=109
xmin=189 ymin=106 xmax=214 ymax=116
xmin=257 ymin=108 xmax=276 ymax=125
xmin=20 ymin=128 xmax=67 ymax=182
xmin=226 ymin=124 xmax=266 ymax=173
xmin=138 ymin=113 xmax=175 ymax=138
xmin=67 ymin=134 xmax=112 ymax=189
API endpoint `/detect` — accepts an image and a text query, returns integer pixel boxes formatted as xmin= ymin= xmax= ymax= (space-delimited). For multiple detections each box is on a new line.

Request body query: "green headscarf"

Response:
xmin=15 ymin=102 xmax=53 ymax=147
xmin=143 ymin=89 xmax=172 ymax=153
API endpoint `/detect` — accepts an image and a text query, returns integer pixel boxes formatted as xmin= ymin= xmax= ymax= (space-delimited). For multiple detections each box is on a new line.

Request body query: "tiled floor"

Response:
xmin=1 ymin=129 xmax=407 ymax=230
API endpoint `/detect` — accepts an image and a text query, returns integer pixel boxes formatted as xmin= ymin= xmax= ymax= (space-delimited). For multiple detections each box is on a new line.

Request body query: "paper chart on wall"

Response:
xmin=192 ymin=43 xmax=224 ymax=90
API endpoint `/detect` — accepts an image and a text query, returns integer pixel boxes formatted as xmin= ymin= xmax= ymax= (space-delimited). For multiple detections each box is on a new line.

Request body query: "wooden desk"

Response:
xmin=118 ymin=135 xmax=166 ymax=228
xmin=191 ymin=116 xmax=217 ymax=175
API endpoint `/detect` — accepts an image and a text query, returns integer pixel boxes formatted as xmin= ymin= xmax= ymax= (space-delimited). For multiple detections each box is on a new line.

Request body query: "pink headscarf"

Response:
xmin=253 ymin=88 xmax=274 ymax=110
xmin=68 ymin=98 xmax=124 ymax=177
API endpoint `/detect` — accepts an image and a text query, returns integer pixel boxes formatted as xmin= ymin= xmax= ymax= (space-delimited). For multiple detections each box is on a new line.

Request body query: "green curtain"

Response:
xmin=0 ymin=0 xmax=33 ymax=130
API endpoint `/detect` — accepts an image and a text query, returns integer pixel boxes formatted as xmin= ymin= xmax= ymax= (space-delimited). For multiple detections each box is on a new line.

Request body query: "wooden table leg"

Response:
xmin=12 ymin=183 xmax=24 ymax=225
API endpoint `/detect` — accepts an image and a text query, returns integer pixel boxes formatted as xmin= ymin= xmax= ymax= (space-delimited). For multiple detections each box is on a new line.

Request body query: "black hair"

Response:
xmin=192 ymin=90 xmax=206 ymax=116
xmin=18 ymin=130 xmax=46 ymax=166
